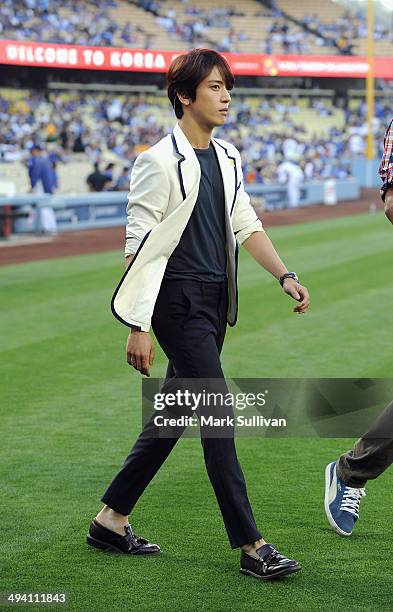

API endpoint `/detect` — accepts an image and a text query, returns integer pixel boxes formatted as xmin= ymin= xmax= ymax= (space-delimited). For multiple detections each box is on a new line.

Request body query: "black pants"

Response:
xmin=337 ymin=400 xmax=393 ymax=488
xmin=102 ymin=278 xmax=262 ymax=549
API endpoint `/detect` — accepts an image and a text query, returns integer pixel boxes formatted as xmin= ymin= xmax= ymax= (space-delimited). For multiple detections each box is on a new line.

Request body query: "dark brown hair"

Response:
xmin=167 ymin=48 xmax=235 ymax=119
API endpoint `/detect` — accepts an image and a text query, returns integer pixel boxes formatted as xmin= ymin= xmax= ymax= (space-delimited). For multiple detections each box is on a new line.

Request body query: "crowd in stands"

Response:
xmin=0 ymin=90 xmax=390 ymax=191
xmin=299 ymin=9 xmax=391 ymax=55
xmin=216 ymin=97 xmax=388 ymax=184
xmin=263 ymin=19 xmax=305 ymax=55
xmin=136 ymin=0 xmax=339 ymax=55
xmin=261 ymin=14 xmax=357 ymax=56
xmin=1 ymin=0 xmax=392 ymax=56
xmin=263 ymin=1 xmax=392 ymax=55
xmin=0 ymin=0 xmax=141 ymax=47
xmin=144 ymin=2 xmax=250 ymax=53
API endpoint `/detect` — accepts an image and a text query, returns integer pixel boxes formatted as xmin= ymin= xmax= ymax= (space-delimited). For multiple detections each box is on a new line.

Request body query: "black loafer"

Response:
xmin=240 ymin=544 xmax=301 ymax=580
xmin=86 ymin=519 xmax=161 ymax=555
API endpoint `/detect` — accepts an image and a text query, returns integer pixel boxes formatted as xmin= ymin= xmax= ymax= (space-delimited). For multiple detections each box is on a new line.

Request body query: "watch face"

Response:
xmin=281 ymin=273 xmax=298 ymax=285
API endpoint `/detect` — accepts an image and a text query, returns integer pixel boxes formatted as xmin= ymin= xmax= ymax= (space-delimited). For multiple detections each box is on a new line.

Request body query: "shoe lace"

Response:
xmin=267 ymin=549 xmax=280 ymax=562
xmin=124 ymin=524 xmax=148 ymax=547
xmin=260 ymin=546 xmax=287 ymax=568
xmin=340 ymin=487 xmax=366 ymax=517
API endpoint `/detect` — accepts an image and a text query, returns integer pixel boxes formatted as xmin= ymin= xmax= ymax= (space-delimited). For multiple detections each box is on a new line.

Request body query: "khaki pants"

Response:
xmin=337 ymin=400 xmax=393 ymax=487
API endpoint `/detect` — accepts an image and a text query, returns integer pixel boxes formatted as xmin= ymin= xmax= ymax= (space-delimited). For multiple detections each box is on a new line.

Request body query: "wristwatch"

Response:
xmin=279 ymin=272 xmax=299 ymax=287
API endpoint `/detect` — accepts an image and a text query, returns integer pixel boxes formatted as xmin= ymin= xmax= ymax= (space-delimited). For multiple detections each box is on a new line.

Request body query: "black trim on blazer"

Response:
xmin=110 ymin=230 xmax=152 ymax=328
xmin=171 ymin=133 xmax=186 ymax=200
xmin=113 ymin=132 xmax=185 ymax=329
xmin=212 ymin=139 xmax=238 ymax=215
xmin=213 ymin=138 xmax=240 ymax=326
xmin=227 ymin=241 xmax=239 ymax=327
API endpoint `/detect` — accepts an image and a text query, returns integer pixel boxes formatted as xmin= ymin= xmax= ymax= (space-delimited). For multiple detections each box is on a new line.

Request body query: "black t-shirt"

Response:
xmin=164 ymin=143 xmax=227 ymax=282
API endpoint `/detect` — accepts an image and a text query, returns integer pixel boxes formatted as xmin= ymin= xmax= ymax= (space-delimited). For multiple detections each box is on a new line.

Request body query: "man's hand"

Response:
xmin=282 ymin=278 xmax=310 ymax=314
xmin=126 ymin=330 xmax=155 ymax=376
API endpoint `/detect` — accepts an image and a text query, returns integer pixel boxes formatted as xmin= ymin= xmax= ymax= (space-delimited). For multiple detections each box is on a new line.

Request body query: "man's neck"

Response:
xmin=178 ymin=117 xmax=213 ymax=149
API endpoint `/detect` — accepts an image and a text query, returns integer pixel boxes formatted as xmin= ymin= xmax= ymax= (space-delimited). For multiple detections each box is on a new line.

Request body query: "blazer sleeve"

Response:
xmin=379 ymin=118 xmax=393 ymax=202
xmin=125 ymin=149 xmax=170 ymax=256
xmin=231 ymin=151 xmax=264 ymax=245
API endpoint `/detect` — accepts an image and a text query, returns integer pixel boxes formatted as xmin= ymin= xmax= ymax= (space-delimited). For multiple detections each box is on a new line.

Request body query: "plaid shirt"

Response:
xmin=379 ymin=118 xmax=393 ymax=201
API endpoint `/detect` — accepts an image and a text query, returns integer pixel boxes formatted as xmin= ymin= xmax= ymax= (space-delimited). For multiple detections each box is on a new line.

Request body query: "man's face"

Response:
xmin=181 ymin=66 xmax=231 ymax=129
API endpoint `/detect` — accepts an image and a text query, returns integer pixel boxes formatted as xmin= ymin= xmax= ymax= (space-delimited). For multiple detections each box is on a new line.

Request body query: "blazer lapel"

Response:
xmin=171 ymin=123 xmax=237 ymax=217
xmin=172 ymin=123 xmax=201 ymax=201
xmin=211 ymin=138 xmax=237 ymax=216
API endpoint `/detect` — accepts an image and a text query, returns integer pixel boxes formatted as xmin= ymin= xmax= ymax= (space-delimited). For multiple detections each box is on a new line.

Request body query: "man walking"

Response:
xmin=324 ymin=118 xmax=393 ymax=536
xmin=87 ymin=49 xmax=310 ymax=580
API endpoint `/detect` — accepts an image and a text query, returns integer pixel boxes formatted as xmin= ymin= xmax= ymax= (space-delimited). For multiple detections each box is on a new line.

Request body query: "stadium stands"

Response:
xmin=0 ymin=1 xmax=391 ymax=195
xmin=279 ymin=0 xmax=393 ymax=56
xmin=2 ymin=0 xmax=393 ymax=55
xmin=143 ymin=0 xmax=312 ymax=54
xmin=0 ymin=0 xmax=172 ymax=49
xmin=0 ymin=86 xmax=389 ymax=193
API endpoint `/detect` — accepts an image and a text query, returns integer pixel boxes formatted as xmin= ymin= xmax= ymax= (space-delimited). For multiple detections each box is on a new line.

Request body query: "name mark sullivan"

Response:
xmin=153 ymin=415 xmax=287 ymax=428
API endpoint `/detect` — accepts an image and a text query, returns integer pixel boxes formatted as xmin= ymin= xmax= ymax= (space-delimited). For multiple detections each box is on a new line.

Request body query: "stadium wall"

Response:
xmin=351 ymin=159 xmax=381 ymax=188
xmin=2 ymin=179 xmax=360 ymax=234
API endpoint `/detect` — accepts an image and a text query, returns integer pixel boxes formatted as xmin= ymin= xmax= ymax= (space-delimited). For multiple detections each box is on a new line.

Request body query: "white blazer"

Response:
xmin=111 ymin=122 xmax=264 ymax=332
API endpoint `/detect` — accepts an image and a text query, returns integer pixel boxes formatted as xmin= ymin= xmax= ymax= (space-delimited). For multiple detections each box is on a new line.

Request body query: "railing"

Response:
xmin=0 ymin=179 xmax=360 ymax=235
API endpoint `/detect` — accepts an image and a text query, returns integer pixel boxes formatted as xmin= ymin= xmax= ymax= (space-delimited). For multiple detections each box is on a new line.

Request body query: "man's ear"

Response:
xmin=177 ymin=92 xmax=190 ymax=106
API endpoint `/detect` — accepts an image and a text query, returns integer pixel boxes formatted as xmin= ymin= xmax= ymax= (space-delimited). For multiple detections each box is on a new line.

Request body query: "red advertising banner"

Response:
xmin=0 ymin=40 xmax=177 ymax=72
xmin=0 ymin=39 xmax=392 ymax=79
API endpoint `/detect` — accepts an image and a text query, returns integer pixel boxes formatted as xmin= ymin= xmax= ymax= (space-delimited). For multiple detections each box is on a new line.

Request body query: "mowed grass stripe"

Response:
xmin=225 ymin=284 xmax=392 ymax=377
xmin=240 ymin=213 xmax=393 ymax=288
xmin=0 ymin=250 xmax=122 ymax=287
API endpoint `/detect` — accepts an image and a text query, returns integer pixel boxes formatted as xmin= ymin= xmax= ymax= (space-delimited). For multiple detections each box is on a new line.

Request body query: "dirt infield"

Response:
xmin=0 ymin=188 xmax=380 ymax=266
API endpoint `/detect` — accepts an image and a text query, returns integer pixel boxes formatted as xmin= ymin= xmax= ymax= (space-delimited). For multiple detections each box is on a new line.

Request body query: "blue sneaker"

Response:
xmin=324 ymin=461 xmax=366 ymax=536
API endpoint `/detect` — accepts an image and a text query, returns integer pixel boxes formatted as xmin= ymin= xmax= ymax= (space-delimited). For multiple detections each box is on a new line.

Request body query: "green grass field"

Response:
xmin=1 ymin=212 xmax=392 ymax=611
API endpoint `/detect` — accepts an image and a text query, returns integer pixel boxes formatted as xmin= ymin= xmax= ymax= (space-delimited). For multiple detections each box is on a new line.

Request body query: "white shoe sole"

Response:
xmin=324 ymin=463 xmax=352 ymax=537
